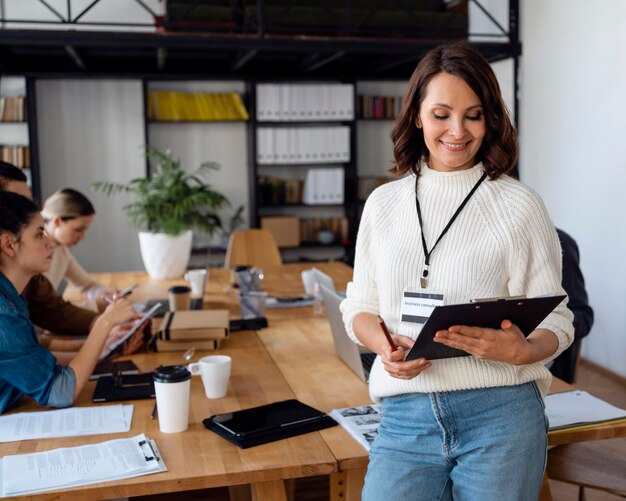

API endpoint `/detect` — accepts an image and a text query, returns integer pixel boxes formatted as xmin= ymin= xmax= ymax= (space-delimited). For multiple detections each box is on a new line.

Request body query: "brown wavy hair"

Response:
xmin=390 ymin=42 xmax=518 ymax=179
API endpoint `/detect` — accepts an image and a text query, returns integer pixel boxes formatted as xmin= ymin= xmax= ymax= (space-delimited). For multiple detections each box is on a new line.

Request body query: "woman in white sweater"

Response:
xmin=42 ymin=188 xmax=116 ymax=311
xmin=341 ymin=42 xmax=574 ymax=500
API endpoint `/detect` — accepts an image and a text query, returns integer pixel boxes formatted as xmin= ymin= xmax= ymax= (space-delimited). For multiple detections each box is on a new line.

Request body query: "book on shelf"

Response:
xmin=0 ymin=95 xmax=27 ymax=122
xmin=357 ymin=95 xmax=403 ymax=119
xmin=257 ymin=177 xmax=304 ymax=205
xmin=0 ymin=145 xmax=30 ymax=168
xmin=329 ymin=404 xmax=381 ymax=451
xmin=148 ymin=90 xmax=249 ymax=121
xmin=300 ymin=217 xmax=349 ymax=244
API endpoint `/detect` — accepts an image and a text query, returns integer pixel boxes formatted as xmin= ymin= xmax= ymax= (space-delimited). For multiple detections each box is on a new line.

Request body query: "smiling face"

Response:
xmin=418 ymin=72 xmax=486 ymax=172
xmin=48 ymin=214 xmax=94 ymax=247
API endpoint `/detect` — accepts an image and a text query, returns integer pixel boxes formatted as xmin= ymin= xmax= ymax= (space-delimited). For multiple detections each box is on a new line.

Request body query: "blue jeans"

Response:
xmin=363 ymin=383 xmax=548 ymax=501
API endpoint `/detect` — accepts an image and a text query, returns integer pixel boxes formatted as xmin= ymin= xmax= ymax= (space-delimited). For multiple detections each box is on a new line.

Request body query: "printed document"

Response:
xmin=0 ymin=404 xmax=133 ymax=442
xmin=329 ymin=404 xmax=381 ymax=451
xmin=545 ymin=390 xmax=626 ymax=430
xmin=0 ymin=433 xmax=166 ymax=497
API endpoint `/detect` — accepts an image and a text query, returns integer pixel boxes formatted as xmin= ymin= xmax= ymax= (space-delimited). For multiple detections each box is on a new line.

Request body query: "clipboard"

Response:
xmin=203 ymin=399 xmax=337 ymax=448
xmin=405 ymin=294 xmax=567 ymax=361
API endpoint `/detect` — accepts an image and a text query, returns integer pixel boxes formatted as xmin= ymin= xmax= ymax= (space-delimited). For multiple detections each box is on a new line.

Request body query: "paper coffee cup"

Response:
xmin=153 ymin=365 xmax=191 ymax=433
xmin=168 ymin=285 xmax=191 ymax=311
xmin=189 ymin=355 xmax=232 ymax=399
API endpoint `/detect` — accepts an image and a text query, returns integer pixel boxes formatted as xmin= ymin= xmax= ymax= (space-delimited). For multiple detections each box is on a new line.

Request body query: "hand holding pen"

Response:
xmin=376 ymin=315 xmax=431 ymax=379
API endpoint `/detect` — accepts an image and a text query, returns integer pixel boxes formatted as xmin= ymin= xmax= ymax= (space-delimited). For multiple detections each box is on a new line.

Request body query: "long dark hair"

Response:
xmin=391 ymin=41 xmax=518 ymax=179
xmin=0 ymin=191 xmax=40 ymax=239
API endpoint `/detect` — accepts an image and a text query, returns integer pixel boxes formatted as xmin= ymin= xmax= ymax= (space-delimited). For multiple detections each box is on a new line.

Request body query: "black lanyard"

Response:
xmin=415 ymin=172 xmax=487 ymax=288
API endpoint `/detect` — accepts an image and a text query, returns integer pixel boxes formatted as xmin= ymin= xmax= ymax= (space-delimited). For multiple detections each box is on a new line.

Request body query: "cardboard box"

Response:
xmin=261 ymin=216 xmax=300 ymax=248
xmin=157 ymin=310 xmax=229 ymax=341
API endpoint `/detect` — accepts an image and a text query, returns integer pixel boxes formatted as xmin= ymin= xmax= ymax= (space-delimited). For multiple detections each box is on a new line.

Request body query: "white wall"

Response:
xmin=36 ymin=79 xmax=146 ymax=272
xmin=520 ymin=0 xmax=626 ymax=377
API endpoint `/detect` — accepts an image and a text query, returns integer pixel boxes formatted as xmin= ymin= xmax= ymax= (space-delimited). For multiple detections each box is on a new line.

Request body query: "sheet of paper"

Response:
xmin=0 ymin=404 xmax=133 ymax=442
xmin=545 ymin=390 xmax=626 ymax=430
xmin=0 ymin=433 xmax=166 ymax=497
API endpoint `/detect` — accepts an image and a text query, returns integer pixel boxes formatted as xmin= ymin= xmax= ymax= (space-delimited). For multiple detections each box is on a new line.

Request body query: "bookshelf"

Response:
xmin=0 ymin=76 xmax=40 ymax=201
xmin=248 ymin=82 xmax=358 ymax=262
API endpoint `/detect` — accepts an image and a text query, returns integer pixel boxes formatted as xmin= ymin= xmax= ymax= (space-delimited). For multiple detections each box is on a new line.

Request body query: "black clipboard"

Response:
xmin=92 ymin=373 xmax=155 ymax=402
xmin=203 ymin=399 xmax=337 ymax=448
xmin=405 ymin=294 xmax=567 ymax=361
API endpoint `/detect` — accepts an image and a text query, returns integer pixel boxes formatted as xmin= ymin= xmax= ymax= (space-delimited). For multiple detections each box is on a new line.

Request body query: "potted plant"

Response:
xmin=92 ymin=147 xmax=230 ymax=279
xmin=216 ymin=204 xmax=246 ymax=250
xmin=317 ymin=220 xmax=335 ymax=245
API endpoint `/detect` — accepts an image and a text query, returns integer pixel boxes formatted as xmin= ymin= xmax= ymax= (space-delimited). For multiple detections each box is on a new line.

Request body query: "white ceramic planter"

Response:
xmin=138 ymin=230 xmax=193 ymax=279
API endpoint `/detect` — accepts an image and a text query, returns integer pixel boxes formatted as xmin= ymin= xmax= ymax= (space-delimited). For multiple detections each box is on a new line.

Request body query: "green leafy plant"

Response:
xmin=91 ymin=147 xmax=230 ymax=236
xmin=216 ymin=204 xmax=245 ymax=237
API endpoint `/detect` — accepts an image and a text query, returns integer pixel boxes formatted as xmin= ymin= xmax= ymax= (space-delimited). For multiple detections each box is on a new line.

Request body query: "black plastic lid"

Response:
xmin=153 ymin=365 xmax=191 ymax=383
xmin=231 ymin=265 xmax=251 ymax=271
xmin=168 ymin=285 xmax=191 ymax=294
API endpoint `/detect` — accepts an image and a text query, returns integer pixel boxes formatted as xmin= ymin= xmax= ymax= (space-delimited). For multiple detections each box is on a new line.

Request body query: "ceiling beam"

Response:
xmin=64 ymin=45 xmax=86 ymax=69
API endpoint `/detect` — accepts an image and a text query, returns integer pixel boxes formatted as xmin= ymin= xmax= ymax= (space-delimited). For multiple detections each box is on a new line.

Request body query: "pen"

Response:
xmin=118 ymin=284 xmax=139 ymax=298
xmin=101 ymin=295 xmax=114 ymax=305
xmin=377 ymin=315 xmax=398 ymax=351
xmin=150 ymin=402 xmax=157 ymax=420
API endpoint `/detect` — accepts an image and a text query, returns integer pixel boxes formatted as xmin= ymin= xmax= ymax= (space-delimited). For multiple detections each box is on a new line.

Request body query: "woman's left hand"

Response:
xmin=433 ymin=319 xmax=534 ymax=365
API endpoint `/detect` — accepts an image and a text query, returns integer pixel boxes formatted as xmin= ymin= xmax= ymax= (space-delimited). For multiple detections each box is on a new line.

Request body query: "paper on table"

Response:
xmin=0 ymin=404 xmax=133 ymax=442
xmin=545 ymin=390 xmax=626 ymax=431
xmin=329 ymin=404 xmax=381 ymax=451
xmin=0 ymin=433 xmax=166 ymax=497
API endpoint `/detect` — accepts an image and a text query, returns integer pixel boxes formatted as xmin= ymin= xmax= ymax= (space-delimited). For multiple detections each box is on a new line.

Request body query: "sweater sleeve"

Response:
xmin=340 ymin=194 xmax=381 ymax=345
xmin=23 ymin=275 xmax=98 ymax=337
xmin=63 ymin=250 xmax=104 ymax=301
xmin=507 ymin=188 xmax=575 ymax=361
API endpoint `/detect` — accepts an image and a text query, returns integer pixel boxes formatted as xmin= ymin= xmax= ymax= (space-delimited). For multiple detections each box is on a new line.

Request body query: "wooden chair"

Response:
xmin=547 ymin=440 xmax=626 ymax=500
xmin=224 ymin=229 xmax=282 ymax=269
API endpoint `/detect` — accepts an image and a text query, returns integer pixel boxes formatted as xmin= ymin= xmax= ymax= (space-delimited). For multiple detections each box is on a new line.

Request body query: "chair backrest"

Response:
xmin=224 ymin=229 xmax=282 ymax=269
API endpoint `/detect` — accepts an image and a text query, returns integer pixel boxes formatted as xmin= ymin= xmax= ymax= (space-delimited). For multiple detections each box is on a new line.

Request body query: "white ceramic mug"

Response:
xmin=188 ymin=355 xmax=232 ymax=399
xmin=153 ymin=365 xmax=192 ymax=433
xmin=184 ymin=269 xmax=208 ymax=297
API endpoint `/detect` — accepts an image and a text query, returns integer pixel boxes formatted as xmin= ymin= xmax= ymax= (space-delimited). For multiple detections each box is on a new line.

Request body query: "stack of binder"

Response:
xmin=256 ymin=83 xmax=353 ymax=122
xmin=256 ymin=126 xmax=350 ymax=165
xmin=153 ymin=310 xmax=229 ymax=352
xmin=302 ymin=168 xmax=344 ymax=205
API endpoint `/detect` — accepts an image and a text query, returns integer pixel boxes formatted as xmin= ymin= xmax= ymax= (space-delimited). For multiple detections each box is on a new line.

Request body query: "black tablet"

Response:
xmin=405 ymin=294 xmax=567 ymax=361
xmin=203 ymin=399 xmax=336 ymax=448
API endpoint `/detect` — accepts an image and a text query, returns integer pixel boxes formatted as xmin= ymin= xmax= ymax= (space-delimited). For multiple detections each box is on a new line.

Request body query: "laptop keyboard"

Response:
xmin=360 ymin=352 xmax=377 ymax=377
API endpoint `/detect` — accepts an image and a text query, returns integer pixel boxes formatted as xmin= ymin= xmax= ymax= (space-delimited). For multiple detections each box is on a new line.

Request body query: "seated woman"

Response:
xmin=0 ymin=191 xmax=140 ymax=414
xmin=42 ymin=188 xmax=116 ymax=312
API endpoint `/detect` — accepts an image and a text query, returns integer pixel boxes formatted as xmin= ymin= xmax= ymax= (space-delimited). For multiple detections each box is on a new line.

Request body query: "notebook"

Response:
xmin=405 ymin=294 xmax=567 ymax=361
xmin=203 ymin=399 xmax=337 ymax=448
xmin=319 ymin=284 xmax=375 ymax=382
xmin=92 ymin=373 xmax=155 ymax=402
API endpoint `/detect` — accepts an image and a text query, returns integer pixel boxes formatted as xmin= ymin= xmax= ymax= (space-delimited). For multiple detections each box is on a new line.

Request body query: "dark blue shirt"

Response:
xmin=0 ymin=273 xmax=75 ymax=414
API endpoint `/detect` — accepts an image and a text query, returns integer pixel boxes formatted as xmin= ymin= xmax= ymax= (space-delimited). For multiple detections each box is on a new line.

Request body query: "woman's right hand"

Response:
xmin=380 ymin=334 xmax=431 ymax=380
xmin=100 ymin=299 xmax=141 ymax=326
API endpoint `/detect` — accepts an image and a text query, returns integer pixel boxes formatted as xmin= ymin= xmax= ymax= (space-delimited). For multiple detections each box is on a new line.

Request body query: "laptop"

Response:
xmin=307 ymin=267 xmax=346 ymax=298
xmin=319 ymin=284 xmax=376 ymax=382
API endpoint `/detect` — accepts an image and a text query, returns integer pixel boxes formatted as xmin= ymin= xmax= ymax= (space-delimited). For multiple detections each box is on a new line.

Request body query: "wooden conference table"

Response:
xmin=2 ymin=262 xmax=625 ymax=500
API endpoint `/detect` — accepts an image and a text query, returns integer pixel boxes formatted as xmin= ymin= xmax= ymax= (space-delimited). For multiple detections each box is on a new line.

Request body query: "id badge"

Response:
xmin=401 ymin=287 xmax=444 ymax=324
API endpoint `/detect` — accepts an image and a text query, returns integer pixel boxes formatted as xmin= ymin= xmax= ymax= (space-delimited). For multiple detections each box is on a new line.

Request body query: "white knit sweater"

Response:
xmin=341 ymin=163 xmax=574 ymax=401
